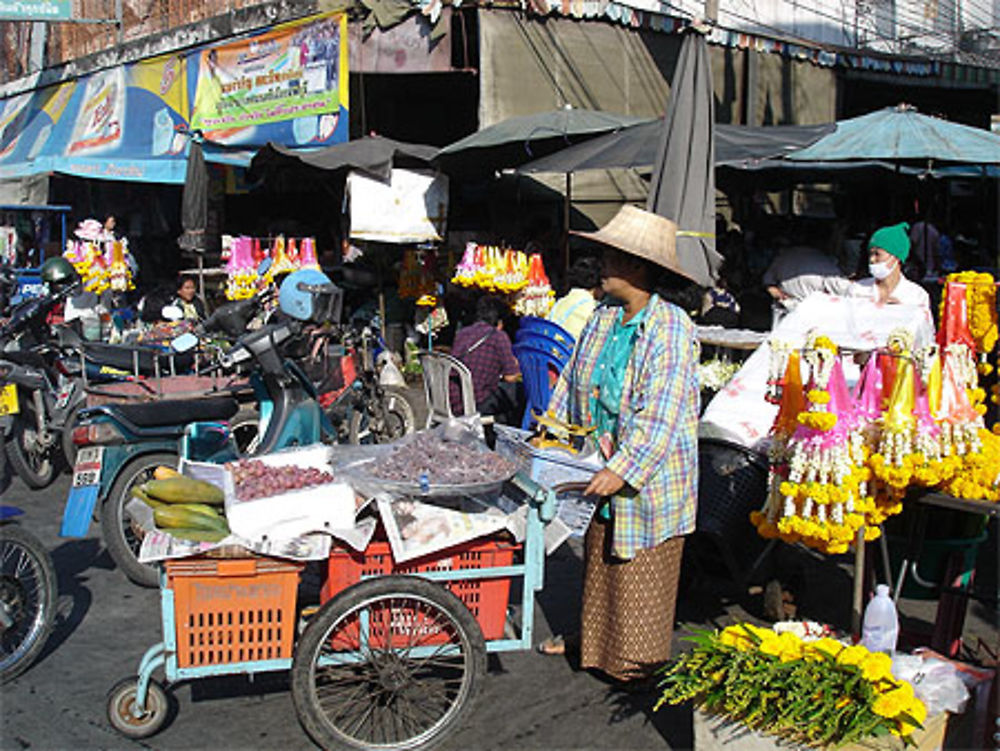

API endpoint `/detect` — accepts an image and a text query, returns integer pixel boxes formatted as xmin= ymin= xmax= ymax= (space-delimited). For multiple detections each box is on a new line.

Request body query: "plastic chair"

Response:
xmin=516 ymin=317 xmax=575 ymax=353
xmin=417 ymin=350 xmax=486 ymax=433
xmin=512 ymin=341 xmax=569 ymax=430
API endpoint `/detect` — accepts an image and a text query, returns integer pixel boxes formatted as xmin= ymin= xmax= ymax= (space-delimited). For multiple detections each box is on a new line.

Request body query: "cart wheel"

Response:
xmin=292 ymin=575 xmax=486 ymax=751
xmin=106 ymin=676 xmax=173 ymax=739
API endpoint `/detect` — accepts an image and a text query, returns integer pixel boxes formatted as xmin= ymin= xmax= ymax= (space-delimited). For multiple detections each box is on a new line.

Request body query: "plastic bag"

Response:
xmin=892 ymin=654 xmax=970 ymax=715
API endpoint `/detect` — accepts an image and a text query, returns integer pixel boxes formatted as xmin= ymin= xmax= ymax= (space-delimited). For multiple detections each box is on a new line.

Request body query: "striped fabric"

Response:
xmin=547 ymin=295 xmax=699 ymax=560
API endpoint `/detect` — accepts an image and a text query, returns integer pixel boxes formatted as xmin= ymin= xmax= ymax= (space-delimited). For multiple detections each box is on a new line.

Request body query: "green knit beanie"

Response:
xmin=868 ymin=222 xmax=911 ymax=262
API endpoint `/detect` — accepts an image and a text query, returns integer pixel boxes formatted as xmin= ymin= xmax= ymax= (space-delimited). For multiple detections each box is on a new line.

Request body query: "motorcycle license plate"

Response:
xmin=0 ymin=383 xmax=18 ymax=416
xmin=71 ymin=446 xmax=104 ymax=488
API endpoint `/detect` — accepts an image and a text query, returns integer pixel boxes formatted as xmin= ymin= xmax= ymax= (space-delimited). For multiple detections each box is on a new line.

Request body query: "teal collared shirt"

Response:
xmin=589 ymin=300 xmax=650 ymax=519
xmin=589 ymin=299 xmax=651 ymax=449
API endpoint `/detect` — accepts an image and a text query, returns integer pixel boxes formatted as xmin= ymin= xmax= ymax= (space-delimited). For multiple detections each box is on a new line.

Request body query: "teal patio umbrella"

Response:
xmin=787 ymin=104 xmax=1000 ymax=166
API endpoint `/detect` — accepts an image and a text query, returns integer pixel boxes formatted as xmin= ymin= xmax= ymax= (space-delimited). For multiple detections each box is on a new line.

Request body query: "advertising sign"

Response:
xmin=191 ymin=12 xmax=348 ymax=142
xmin=68 ymin=67 xmax=125 ymax=155
xmin=0 ymin=0 xmax=71 ymax=20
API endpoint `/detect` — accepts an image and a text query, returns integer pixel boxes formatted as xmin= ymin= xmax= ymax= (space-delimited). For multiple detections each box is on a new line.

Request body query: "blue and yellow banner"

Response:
xmin=191 ymin=12 xmax=348 ymax=147
xmin=0 ymin=12 xmax=348 ymax=183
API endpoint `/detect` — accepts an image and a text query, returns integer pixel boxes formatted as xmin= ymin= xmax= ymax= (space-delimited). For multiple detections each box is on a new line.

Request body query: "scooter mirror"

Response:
xmin=171 ymin=332 xmax=199 ymax=353
xmin=161 ymin=304 xmax=184 ymax=321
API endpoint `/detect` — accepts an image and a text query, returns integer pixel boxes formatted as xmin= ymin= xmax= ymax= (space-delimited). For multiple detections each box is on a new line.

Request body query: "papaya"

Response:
xmin=131 ymin=485 xmax=166 ymax=509
xmin=154 ymin=505 xmax=229 ymax=533
xmin=165 ymin=527 xmax=228 ymax=543
xmin=144 ymin=477 xmax=224 ymax=506
xmin=153 ymin=465 xmax=182 ymax=481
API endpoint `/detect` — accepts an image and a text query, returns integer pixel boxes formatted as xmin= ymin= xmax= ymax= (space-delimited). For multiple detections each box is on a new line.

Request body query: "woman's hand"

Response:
xmin=585 ymin=468 xmax=625 ymax=497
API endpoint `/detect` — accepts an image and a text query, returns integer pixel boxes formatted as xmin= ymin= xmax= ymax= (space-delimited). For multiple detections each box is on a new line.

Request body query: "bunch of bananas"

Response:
xmin=132 ymin=466 xmax=229 ymax=543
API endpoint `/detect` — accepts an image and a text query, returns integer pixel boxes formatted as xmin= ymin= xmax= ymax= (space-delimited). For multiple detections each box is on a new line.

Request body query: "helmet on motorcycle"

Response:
xmin=40 ymin=256 xmax=80 ymax=290
xmin=279 ymin=269 xmax=342 ymax=324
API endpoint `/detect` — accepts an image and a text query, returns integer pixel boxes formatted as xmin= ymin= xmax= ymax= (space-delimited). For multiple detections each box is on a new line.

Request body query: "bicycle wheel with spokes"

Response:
xmin=292 ymin=575 xmax=486 ymax=751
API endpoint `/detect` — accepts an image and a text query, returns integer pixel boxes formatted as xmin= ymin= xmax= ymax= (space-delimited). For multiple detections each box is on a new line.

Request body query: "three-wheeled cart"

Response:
xmin=106 ymin=472 xmax=556 ymax=750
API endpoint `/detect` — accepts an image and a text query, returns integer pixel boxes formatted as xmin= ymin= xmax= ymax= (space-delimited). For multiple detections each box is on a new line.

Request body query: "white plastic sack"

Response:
xmin=700 ymin=292 xmax=935 ymax=449
xmin=892 ymin=654 xmax=970 ymax=716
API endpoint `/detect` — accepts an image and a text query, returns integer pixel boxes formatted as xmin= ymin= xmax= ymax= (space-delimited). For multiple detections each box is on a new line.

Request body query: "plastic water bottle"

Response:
xmin=861 ymin=584 xmax=899 ymax=654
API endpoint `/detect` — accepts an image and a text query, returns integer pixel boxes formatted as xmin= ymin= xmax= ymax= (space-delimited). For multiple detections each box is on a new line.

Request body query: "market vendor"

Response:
xmin=823 ymin=222 xmax=930 ymax=310
xmin=172 ymin=274 xmax=206 ymax=321
xmin=537 ymin=205 xmax=698 ymax=686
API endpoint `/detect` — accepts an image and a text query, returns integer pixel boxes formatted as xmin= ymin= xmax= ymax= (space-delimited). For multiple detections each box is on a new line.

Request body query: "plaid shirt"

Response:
xmin=451 ymin=321 xmax=520 ymax=409
xmin=548 ymin=295 xmax=699 ymax=559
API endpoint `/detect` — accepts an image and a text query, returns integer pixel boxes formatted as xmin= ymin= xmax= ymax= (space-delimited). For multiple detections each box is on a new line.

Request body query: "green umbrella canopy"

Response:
xmin=787 ymin=105 xmax=1000 ymax=164
xmin=435 ymin=108 xmax=649 ymax=173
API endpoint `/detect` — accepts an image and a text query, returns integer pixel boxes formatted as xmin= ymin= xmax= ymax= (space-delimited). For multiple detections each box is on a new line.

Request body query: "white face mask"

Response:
xmin=869 ymin=258 xmax=895 ymax=280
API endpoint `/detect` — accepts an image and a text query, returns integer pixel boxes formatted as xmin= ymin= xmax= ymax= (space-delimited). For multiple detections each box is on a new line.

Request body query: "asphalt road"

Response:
xmin=2 ymin=452 xmax=996 ymax=750
xmin=0 ymin=463 xmax=702 ymax=751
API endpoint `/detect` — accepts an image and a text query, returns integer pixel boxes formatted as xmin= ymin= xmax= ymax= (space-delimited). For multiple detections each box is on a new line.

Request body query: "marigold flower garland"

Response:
xmin=754 ymin=325 xmax=1000 ymax=553
xmin=752 ymin=334 xmax=872 ymax=554
xmin=656 ymin=624 xmax=927 ymax=746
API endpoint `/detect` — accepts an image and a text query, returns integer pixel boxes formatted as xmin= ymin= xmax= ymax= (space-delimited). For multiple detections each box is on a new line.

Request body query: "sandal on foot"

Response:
xmin=536 ymin=634 xmax=579 ymax=656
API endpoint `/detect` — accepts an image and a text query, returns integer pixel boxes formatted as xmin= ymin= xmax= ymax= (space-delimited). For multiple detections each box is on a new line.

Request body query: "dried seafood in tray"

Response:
xmin=362 ymin=432 xmax=518 ymax=495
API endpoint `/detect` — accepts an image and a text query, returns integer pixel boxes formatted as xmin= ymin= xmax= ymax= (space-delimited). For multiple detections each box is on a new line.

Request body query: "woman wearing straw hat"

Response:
xmin=537 ymin=205 xmax=699 ymax=685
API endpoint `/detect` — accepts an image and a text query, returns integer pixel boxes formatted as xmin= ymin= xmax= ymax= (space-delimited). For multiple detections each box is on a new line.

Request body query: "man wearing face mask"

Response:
xmin=824 ymin=222 xmax=930 ymax=311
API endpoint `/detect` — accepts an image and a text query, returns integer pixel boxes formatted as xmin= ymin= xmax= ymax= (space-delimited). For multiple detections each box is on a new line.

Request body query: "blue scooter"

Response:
xmin=60 ymin=270 xmax=341 ymax=587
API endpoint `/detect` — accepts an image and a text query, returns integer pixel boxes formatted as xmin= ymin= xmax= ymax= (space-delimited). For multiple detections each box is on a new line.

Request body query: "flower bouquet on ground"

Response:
xmin=656 ymin=623 xmax=927 ymax=749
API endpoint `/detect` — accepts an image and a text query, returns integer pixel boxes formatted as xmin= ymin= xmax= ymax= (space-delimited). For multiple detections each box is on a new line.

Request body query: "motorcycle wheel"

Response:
xmin=347 ymin=386 xmax=418 ymax=445
xmin=0 ymin=524 xmax=57 ymax=684
xmin=230 ymin=406 xmax=261 ymax=456
xmin=102 ymin=451 xmax=176 ymax=588
xmin=6 ymin=399 xmax=58 ymax=490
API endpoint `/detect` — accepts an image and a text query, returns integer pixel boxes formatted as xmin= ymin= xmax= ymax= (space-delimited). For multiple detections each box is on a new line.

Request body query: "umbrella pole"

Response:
xmin=198 ymin=254 xmax=205 ymax=302
xmin=563 ymin=173 xmax=572 ymax=277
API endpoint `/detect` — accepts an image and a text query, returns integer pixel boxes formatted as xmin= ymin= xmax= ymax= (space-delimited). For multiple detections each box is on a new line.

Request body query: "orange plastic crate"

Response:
xmin=322 ymin=539 xmax=519 ymax=642
xmin=166 ymin=557 xmax=303 ymax=668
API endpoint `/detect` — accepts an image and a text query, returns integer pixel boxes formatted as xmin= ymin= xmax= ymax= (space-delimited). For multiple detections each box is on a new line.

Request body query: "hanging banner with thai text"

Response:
xmin=191 ymin=12 xmax=348 ymax=146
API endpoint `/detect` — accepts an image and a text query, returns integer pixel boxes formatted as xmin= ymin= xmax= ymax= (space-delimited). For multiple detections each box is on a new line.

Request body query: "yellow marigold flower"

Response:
xmin=719 ymin=625 xmax=755 ymax=651
xmin=774 ymin=631 xmax=804 ymax=662
xmin=897 ymin=697 xmax=928 ymax=737
xmin=872 ymin=686 xmax=909 ymax=718
xmin=836 ymin=644 xmax=869 ymax=667
xmin=860 ymin=651 xmax=894 ymax=682
xmin=806 ymin=389 xmax=831 ymax=404
xmin=805 ymin=637 xmax=843 ymax=661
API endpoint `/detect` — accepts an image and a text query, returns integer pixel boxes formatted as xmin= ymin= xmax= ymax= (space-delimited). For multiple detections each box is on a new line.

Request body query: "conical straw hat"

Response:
xmin=573 ymin=205 xmax=694 ymax=282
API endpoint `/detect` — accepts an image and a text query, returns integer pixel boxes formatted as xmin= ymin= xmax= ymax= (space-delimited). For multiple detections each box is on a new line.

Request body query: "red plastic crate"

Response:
xmin=166 ymin=557 xmax=303 ymax=668
xmin=321 ymin=538 xmax=519 ymax=642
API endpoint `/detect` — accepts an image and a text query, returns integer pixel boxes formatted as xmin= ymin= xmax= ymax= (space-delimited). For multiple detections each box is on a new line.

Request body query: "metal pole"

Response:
xmin=852 ymin=527 xmax=865 ymax=639
xmin=115 ymin=0 xmax=123 ymax=45
xmin=563 ymin=173 xmax=572 ymax=278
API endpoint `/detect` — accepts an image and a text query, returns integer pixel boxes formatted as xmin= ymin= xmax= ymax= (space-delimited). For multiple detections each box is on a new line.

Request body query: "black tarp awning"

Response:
xmin=516 ymin=121 xmax=835 ymax=174
xmin=249 ymin=136 xmax=439 ymax=184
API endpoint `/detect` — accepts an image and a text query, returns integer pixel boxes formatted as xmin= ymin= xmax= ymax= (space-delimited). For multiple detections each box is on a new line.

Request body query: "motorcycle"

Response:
xmin=0 ymin=507 xmax=56 ymax=684
xmin=297 ymin=321 xmax=417 ymax=446
xmin=0 ymin=283 xmax=88 ymax=488
xmin=61 ymin=271 xmax=340 ymax=588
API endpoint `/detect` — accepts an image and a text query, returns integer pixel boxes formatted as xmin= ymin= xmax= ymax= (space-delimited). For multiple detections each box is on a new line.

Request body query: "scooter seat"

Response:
xmin=83 ymin=342 xmax=194 ymax=377
xmin=111 ymin=396 xmax=239 ymax=429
